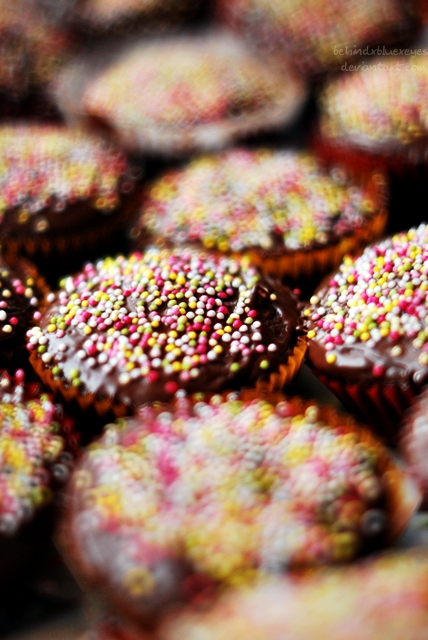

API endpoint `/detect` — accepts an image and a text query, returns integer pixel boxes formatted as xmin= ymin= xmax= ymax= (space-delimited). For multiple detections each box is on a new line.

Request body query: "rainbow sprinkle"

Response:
xmin=27 ymin=247 xmax=302 ymax=404
xmin=69 ymin=394 xmax=390 ymax=603
xmin=0 ymin=370 xmax=74 ymax=536
xmin=321 ymin=56 xmax=428 ymax=147
xmin=0 ymin=125 xmax=132 ymax=227
xmin=305 ymin=224 xmax=428 ymax=377
xmin=141 ymin=149 xmax=379 ymax=253
xmin=83 ymin=35 xmax=299 ymax=130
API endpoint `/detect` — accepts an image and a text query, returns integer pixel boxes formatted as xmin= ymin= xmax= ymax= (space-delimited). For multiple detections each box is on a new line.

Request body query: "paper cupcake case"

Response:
xmin=311 ymin=369 xmax=419 ymax=444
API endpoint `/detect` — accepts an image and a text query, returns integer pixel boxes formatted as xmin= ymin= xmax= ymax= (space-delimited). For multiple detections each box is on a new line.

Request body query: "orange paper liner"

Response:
xmin=244 ymin=207 xmax=388 ymax=281
xmin=311 ymin=368 xmax=419 ymax=444
xmin=30 ymin=335 xmax=308 ymax=418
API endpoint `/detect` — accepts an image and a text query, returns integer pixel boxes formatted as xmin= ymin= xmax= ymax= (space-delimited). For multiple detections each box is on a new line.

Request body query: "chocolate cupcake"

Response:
xmin=216 ymin=0 xmax=417 ymax=76
xmin=315 ymin=55 xmax=428 ymax=232
xmin=0 ymin=253 xmax=47 ymax=367
xmin=305 ymin=224 xmax=428 ymax=441
xmin=157 ymin=550 xmax=428 ymax=640
xmin=401 ymin=386 xmax=428 ymax=503
xmin=0 ymin=124 xmax=140 ymax=260
xmin=54 ymin=32 xmax=307 ymax=157
xmin=60 ymin=393 xmax=417 ymax=631
xmin=133 ymin=148 xmax=388 ymax=283
xmin=27 ymin=247 xmax=307 ymax=416
xmin=0 ymin=0 xmax=68 ymax=115
xmin=0 ymin=369 xmax=77 ymax=584
xmin=318 ymin=55 xmax=428 ymax=167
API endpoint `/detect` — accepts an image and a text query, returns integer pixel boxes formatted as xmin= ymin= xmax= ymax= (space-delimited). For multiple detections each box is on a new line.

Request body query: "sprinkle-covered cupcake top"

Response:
xmin=75 ymin=0 xmax=196 ymax=30
xmin=305 ymin=224 xmax=428 ymax=383
xmin=82 ymin=34 xmax=302 ymax=130
xmin=320 ymin=56 xmax=428 ymax=150
xmin=219 ymin=0 xmax=411 ymax=74
xmin=66 ymin=394 xmax=402 ymax=618
xmin=0 ymin=370 xmax=75 ymax=536
xmin=0 ymin=256 xmax=44 ymax=346
xmin=0 ymin=125 xmax=132 ymax=228
xmin=27 ymin=248 xmax=304 ymax=409
xmin=140 ymin=149 xmax=382 ymax=254
xmin=160 ymin=551 xmax=428 ymax=640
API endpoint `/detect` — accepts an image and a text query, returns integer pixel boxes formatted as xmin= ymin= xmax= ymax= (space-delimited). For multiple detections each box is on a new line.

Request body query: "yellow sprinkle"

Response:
xmin=326 ymin=353 xmax=337 ymax=364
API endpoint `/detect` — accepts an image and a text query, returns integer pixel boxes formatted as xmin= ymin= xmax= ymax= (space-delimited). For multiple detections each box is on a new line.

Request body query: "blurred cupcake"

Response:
xmin=0 ymin=124 xmax=140 ymax=260
xmin=73 ymin=0 xmax=201 ymax=33
xmin=305 ymin=224 xmax=428 ymax=441
xmin=0 ymin=253 xmax=47 ymax=368
xmin=318 ymin=55 xmax=428 ymax=168
xmin=0 ymin=0 xmax=69 ymax=116
xmin=60 ymin=392 xmax=418 ymax=630
xmin=133 ymin=148 xmax=388 ymax=283
xmin=0 ymin=369 xmax=77 ymax=584
xmin=316 ymin=55 xmax=428 ymax=231
xmin=157 ymin=550 xmax=428 ymax=640
xmin=401 ymin=386 xmax=428 ymax=503
xmin=216 ymin=0 xmax=416 ymax=76
xmin=54 ymin=32 xmax=307 ymax=157
xmin=27 ymin=247 xmax=307 ymax=417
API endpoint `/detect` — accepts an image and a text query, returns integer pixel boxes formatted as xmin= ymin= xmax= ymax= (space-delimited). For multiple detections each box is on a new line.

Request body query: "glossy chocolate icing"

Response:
xmin=29 ymin=249 xmax=305 ymax=411
xmin=0 ymin=125 xmax=140 ymax=248
xmin=305 ymin=226 xmax=428 ymax=389
xmin=0 ymin=255 xmax=45 ymax=356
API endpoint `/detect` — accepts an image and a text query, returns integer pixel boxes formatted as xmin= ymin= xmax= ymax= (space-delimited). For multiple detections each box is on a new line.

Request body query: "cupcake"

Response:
xmin=315 ymin=55 xmax=428 ymax=232
xmin=0 ymin=124 xmax=140 ymax=260
xmin=60 ymin=393 xmax=418 ymax=631
xmin=133 ymin=148 xmax=388 ymax=283
xmin=305 ymin=224 xmax=428 ymax=441
xmin=318 ymin=55 xmax=428 ymax=168
xmin=0 ymin=253 xmax=47 ymax=367
xmin=157 ymin=550 xmax=428 ymax=640
xmin=401 ymin=386 xmax=428 ymax=503
xmin=54 ymin=32 xmax=307 ymax=157
xmin=0 ymin=0 xmax=68 ymax=115
xmin=27 ymin=247 xmax=307 ymax=416
xmin=0 ymin=369 xmax=77 ymax=584
xmin=216 ymin=0 xmax=416 ymax=76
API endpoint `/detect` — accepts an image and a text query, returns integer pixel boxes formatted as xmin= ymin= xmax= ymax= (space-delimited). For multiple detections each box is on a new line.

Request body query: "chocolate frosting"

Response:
xmin=29 ymin=248 xmax=305 ymax=411
xmin=0 ymin=125 xmax=140 ymax=243
xmin=305 ymin=226 xmax=428 ymax=389
xmin=0 ymin=255 xmax=45 ymax=355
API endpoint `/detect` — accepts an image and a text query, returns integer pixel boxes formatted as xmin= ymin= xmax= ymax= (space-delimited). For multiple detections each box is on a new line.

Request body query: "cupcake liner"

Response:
xmin=245 ymin=206 xmax=388 ymax=282
xmin=255 ymin=335 xmax=307 ymax=393
xmin=30 ymin=335 xmax=308 ymax=418
xmin=311 ymin=369 xmax=419 ymax=444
